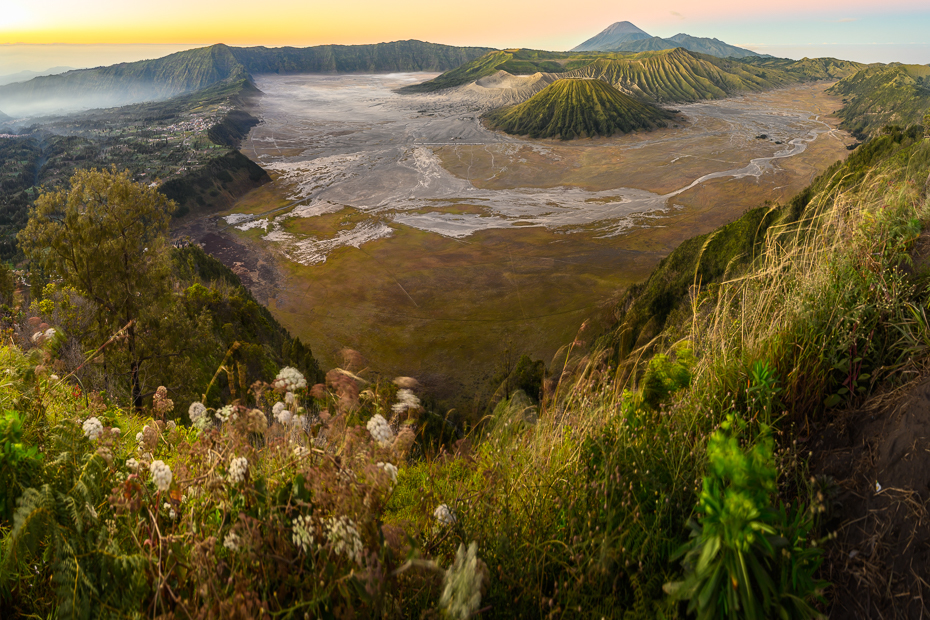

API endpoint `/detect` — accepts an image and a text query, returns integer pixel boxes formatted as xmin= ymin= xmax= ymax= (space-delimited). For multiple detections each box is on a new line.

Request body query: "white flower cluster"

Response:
xmin=215 ymin=405 xmax=235 ymax=423
xmin=291 ymin=515 xmax=315 ymax=553
xmin=293 ymin=446 xmax=310 ymax=458
xmin=125 ymin=457 xmax=143 ymax=473
xmin=440 ymin=542 xmax=485 ymax=620
xmin=82 ymin=417 xmax=103 ymax=441
xmin=228 ymin=457 xmax=249 ymax=483
xmin=150 ymin=460 xmax=172 ymax=492
xmin=366 ymin=414 xmax=394 ymax=447
xmin=276 ymin=367 xmax=307 ymax=391
xmin=434 ymin=504 xmax=456 ymax=526
xmin=324 ymin=516 xmax=364 ymax=565
xmin=273 ymin=401 xmax=291 ymax=425
xmin=377 ymin=462 xmax=398 ymax=485
xmin=31 ymin=328 xmax=57 ymax=343
xmin=162 ymin=501 xmax=178 ymax=520
xmin=224 ymin=531 xmax=240 ymax=551
xmin=391 ymin=389 xmax=421 ymax=415
xmin=188 ymin=402 xmax=210 ymax=429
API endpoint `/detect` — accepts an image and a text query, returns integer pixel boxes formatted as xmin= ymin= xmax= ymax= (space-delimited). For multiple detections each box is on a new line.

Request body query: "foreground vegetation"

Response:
xmin=2 ymin=109 xmax=929 ymax=619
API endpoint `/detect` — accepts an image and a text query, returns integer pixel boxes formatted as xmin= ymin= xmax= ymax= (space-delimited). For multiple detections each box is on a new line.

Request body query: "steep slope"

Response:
xmin=666 ymin=33 xmax=759 ymax=58
xmin=406 ymin=47 xmax=790 ymax=101
xmin=741 ymin=56 xmax=865 ymax=81
xmin=571 ymin=21 xmax=652 ymax=51
xmin=828 ymin=64 xmax=930 ymax=138
xmin=0 ymin=41 xmax=495 ymax=117
xmin=482 ymin=78 xmax=674 ymax=139
xmin=0 ymin=109 xmax=10 ymax=123
xmin=230 ymin=40 xmax=494 ymax=74
xmin=563 ymin=48 xmax=791 ymax=103
xmin=572 ymin=23 xmax=758 ymax=58
xmin=399 ymin=49 xmax=589 ymax=93
xmin=0 ymin=44 xmax=248 ymax=117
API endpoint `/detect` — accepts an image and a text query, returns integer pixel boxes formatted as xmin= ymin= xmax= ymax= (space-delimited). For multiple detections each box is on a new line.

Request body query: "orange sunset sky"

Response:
xmin=2 ymin=0 xmax=929 ymax=71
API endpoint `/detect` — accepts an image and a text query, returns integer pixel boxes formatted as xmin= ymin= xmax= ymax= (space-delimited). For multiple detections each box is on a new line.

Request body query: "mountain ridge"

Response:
xmin=573 ymin=22 xmax=759 ymax=59
xmin=0 ymin=40 xmax=496 ymax=117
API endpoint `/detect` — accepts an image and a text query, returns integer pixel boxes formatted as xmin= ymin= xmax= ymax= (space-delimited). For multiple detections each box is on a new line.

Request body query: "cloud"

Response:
xmin=836 ymin=17 xmax=858 ymax=22
xmin=670 ymin=11 xmax=685 ymax=20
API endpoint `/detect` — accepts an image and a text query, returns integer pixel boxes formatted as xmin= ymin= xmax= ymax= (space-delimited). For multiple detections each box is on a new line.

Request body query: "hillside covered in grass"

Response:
xmin=828 ymin=63 xmax=930 ymax=138
xmin=483 ymin=78 xmax=675 ymax=139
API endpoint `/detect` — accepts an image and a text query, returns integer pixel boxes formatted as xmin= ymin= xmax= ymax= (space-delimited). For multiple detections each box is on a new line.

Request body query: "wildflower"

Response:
xmin=135 ymin=431 xmax=144 ymax=442
xmin=275 ymin=367 xmax=307 ymax=391
xmin=162 ymin=501 xmax=177 ymax=520
xmin=324 ymin=516 xmax=364 ymax=565
xmin=188 ymin=402 xmax=207 ymax=424
xmin=44 ymin=327 xmax=56 ymax=340
xmin=150 ymin=460 xmax=172 ymax=492
xmin=166 ymin=420 xmax=176 ymax=432
xmin=244 ymin=408 xmax=268 ymax=433
xmin=273 ymin=401 xmax=292 ymax=425
xmin=285 ymin=391 xmax=296 ymax=407
xmin=153 ymin=386 xmax=174 ymax=416
xmin=82 ymin=417 xmax=103 ymax=441
xmin=366 ymin=414 xmax=394 ymax=446
xmin=440 ymin=542 xmax=485 ymax=620
xmin=292 ymin=515 xmax=315 ymax=553
xmin=50 ymin=374 xmax=59 ymax=381
xmin=125 ymin=457 xmax=142 ymax=473
xmin=434 ymin=504 xmax=456 ymax=525
xmin=224 ymin=531 xmax=241 ymax=551
xmin=111 ymin=427 xmax=121 ymax=437
xmin=377 ymin=462 xmax=399 ymax=485
xmin=228 ymin=457 xmax=249 ymax=483
xmin=391 ymin=389 xmax=421 ymax=415
xmin=293 ymin=446 xmax=310 ymax=458
xmin=215 ymin=405 xmax=235 ymax=423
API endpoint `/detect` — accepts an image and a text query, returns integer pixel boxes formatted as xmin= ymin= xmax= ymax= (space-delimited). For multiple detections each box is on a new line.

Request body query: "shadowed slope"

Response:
xmin=482 ymin=78 xmax=675 ymax=139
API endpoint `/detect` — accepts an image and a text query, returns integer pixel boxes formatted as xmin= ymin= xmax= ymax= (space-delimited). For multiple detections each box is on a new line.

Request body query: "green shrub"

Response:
xmin=664 ymin=415 xmax=826 ymax=619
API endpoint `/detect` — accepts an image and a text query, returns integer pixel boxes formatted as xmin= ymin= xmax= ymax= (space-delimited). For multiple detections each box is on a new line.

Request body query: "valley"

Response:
xmin=204 ymin=72 xmax=855 ymax=408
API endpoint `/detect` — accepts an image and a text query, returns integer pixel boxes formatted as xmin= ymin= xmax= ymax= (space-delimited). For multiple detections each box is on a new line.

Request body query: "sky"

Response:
xmin=2 ymin=0 xmax=930 ymax=74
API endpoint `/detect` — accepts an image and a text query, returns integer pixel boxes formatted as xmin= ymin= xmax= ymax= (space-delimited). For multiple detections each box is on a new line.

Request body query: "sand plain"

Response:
xmin=208 ymin=72 xmax=855 ymax=410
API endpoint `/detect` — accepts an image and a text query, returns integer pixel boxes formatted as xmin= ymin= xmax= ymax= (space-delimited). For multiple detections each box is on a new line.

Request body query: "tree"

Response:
xmin=18 ymin=167 xmax=175 ymax=408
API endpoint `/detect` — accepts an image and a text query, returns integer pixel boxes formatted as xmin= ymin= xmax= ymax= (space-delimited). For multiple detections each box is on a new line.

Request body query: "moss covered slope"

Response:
xmin=483 ymin=78 xmax=674 ymax=139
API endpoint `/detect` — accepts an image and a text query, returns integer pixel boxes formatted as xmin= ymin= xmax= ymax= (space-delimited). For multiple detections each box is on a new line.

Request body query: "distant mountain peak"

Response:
xmin=572 ymin=21 xmax=652 ymax=52
xmin=600 ymin=21 xmax=650 ymax=36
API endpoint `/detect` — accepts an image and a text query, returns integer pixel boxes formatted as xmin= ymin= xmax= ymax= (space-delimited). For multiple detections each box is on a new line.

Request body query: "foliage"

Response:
xmin=0 ymin=410 xmax=43 ymax=522
xmin=664 ymin=415 xmax=826 ymax=620
xmin=19 ymin=167 xmax=178 ymax=408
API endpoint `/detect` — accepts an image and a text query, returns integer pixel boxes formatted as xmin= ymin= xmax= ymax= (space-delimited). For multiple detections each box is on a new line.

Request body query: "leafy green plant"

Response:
xmin=0 ymin=410 xmax=43 ymax=522
xmin=664 ymin=415 xmax=827 ymax=620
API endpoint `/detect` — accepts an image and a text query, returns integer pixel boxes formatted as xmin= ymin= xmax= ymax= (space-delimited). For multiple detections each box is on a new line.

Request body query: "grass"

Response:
xmin=483 ymin=79 xmax=675 ymax=140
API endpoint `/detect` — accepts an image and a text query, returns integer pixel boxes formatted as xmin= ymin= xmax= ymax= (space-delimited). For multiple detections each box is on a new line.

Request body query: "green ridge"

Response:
xmin=405 ymin=48 xmax=794 ymax=102
xmin=483 ymin=78 xmax=675 ymax=139
xmin=740 ymin=56 xmax=865 ymax=81
xmin=828 ymin=63 xmax=930 ymax=138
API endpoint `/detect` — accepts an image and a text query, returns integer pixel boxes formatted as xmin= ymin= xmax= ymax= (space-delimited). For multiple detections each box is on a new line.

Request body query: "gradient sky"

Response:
xmin=2 ymin=0 xmax=930 ymax=72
